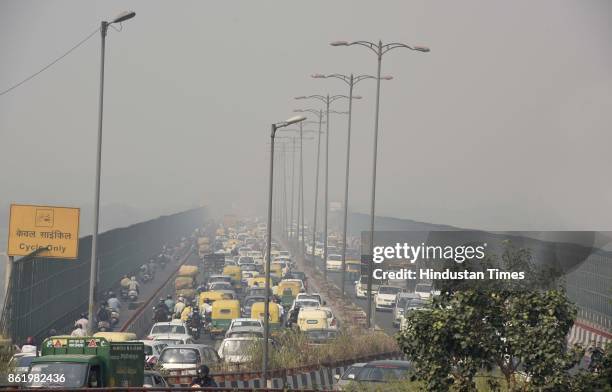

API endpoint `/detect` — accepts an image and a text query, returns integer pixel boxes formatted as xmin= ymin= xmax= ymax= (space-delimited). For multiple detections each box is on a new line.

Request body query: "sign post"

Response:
xmin=7 ymin=204 xmax=80 ymax=259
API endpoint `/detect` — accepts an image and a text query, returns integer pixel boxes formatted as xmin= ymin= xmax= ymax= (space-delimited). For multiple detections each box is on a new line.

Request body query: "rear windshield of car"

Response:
xmin=297 ymin=300 xmax=319 ymax=308
xmin=232 ymin=320 xmax=261 ymax=328
xmin=160 ymin=348 xmax=199 ymax=364
xmin=357 ymin=365 xmax=411 ymax=382
xmin=341 ymin=365 xmax=363 ymax=380
xmin=378 ymin=286 xmax=402 ymax=295
xmin=328 ymin=255 xmax=342 ymax=261
xmin=415 ymin=284 xmax=432 ymax=292
xmin=155 ymin=339 xmax=182 ymax=345
xmin=152 ymin=324 xmax=186 ymax=334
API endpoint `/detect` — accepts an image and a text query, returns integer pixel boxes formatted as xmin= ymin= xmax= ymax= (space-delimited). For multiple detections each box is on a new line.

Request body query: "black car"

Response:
xmin=353 ymin=360 xmax=412 ymax=385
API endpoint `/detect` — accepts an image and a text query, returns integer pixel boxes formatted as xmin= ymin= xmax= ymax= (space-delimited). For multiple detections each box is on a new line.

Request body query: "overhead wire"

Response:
xmin=0 ymin=26 xmax=101 ymax=97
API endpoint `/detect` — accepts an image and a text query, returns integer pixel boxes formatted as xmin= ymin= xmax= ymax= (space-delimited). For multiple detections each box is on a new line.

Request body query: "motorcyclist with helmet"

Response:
xmin=190 ymin=365 xmax=217 ymax=388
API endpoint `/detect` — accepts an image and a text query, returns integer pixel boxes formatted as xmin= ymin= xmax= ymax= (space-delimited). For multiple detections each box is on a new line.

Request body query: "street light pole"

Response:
xmin=263 ymin=115 xmax=306 ymax=386
xmin=294 ymin=109 xmax=325 ymax=267
xmin=88 ymin=11 xmax=135 ymax=335
xmin=312 ymin=73 xmax=390 ymax=295
xmin=295 ymin=95 xmax=359 ymax=278
xmin=330 ymin=39 xmax=429 ymax=328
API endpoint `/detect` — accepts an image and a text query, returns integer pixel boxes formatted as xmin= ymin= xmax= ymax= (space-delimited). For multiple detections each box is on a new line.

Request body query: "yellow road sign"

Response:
xmin=7 ymin=204 xmax=80 ymax=259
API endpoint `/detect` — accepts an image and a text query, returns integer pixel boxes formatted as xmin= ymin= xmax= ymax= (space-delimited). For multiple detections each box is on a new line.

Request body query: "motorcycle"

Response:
xmin=110 ymin=309 xmax=120 ymax=326
xmin=97 ymin=320 xmax=111 ymax=332
xmin=140 ymin=272 xmax=152 ymax=283
xmin=120 ymin=287 xmax=129 ymax=299
xmin=128 ymin=289 xmax=138 ymax=302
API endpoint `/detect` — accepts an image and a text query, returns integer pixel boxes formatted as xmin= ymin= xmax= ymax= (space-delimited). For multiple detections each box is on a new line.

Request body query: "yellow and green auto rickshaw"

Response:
xmin=251 ymin=302 xmax=281 ymax=333
xmin=210 ymin=299 xmax=240 ymax=337
xmin=222 ymin=265 xmax=242 ymax=290
xmin=277 ymin=280 xmax=301 ymax=309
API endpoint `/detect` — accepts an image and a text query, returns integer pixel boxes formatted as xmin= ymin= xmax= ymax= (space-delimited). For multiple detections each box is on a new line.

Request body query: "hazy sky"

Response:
xmin=1 ymin=0 xmax=612 ymax=233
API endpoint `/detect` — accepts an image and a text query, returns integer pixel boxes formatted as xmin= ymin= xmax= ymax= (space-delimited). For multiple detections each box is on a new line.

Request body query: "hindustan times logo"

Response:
xmin=372 ymin=243 xmax=487 ymax=264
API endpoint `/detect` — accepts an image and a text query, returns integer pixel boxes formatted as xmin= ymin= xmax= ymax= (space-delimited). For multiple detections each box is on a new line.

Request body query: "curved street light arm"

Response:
xmin=381 ymin=42 xmax=430 ymax=56
xmin=347 ymin=40 xmax=380 ymax=56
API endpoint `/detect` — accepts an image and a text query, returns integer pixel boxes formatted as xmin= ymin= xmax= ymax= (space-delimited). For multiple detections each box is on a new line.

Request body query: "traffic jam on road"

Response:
xmin=5 ymin=218 xmax=414 ymax=389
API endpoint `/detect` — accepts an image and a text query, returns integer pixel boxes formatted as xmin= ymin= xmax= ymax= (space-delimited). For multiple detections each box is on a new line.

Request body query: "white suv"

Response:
xmin=374 ymin=285 xmax=403 ymax=311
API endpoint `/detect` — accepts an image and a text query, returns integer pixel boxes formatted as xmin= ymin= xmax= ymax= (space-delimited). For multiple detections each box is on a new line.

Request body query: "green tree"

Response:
xmin=397 ymin=244 xmax=582 ymax=391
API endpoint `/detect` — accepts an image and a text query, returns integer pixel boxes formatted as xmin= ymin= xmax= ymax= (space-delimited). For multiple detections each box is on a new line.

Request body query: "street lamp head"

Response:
xmin=352 ymin=95 xmax=363 ymax=99
xmin=293 ymin=109 xmax=305 ymax=112
xmin=311 ymin=74 xmax=326 ymax=79
xmin=112 ymin=11 xmax=136 ymax=24
xmin=294 ymin=96 xmax=307 ymax=100
xmin=413 ymin=45 xmax=430 ymax=52
xmin=284 ymin=115 xmax=307 ymax=126
xmin=330 ymin=41 xmax=349 ymax=46
xmin=381 ymin=75 xmax=394 ymax=80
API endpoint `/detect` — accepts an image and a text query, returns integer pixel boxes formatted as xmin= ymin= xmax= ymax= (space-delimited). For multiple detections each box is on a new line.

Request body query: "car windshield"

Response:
xmin=241 ymin=264 xmax=257 ymax=271
xmin=328 ymin=255 xmax=342 ymax=261
xmin=155 ymin=339 xmax=182 ymax=345
xmin=378 ymin=286 xmax=401 ymax=295
xmin=210 ymin=282 xmax=232 ymax=290
xmin=245 ymin=297 xmax=265 ymax=307
xmin=298 ymin=300 xmax=319 ymax=308
xmin=11 ymin=355 xmax=35 ymax=368
xmin=152 ymin=324 xmax=186 ymax=334
xmin=222 ymin=339 xmax=258 ymax=355
xmin=248 ymin=289 xmax=266 ymax=296
xmin=397 ymin=297 xmax=415 ymax=308
xmin=342 ymin=365 xmax=363 ymax=380
xmin=239 ymin=257 xmax=254 ymax=263
xmin=28 ymin=363 xmax=87 ymax=388
xmin=210 ymin=277 xmax=232 ymax=284
xmin=356 ymin=366 xmax=411 ymax=382
xmin=160 ymin=348 xmax=199 ymax=364
xmin=299 ymin=295 xmax=320 ymax=303
xmin=405 ymin=299 xmax=427 ymax=309
xmin=232 ymin=320 xmax=261 ymax=328
xmin=228 ymin=331 xmax=263 ymax=338
xmin=291 ymin=272 xmax=305 ymax=280
xmin=415 ymin=284 xmax=432 ymax=292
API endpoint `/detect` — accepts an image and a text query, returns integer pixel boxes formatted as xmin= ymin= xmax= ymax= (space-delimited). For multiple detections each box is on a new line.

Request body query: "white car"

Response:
xmin=152 ymin=333 xmax=195 ymax=345
xmin=226 ymin=318 xmax=264 ymax=337
xmin=218 ymin=337 xmax=261 ymax=364
xmin=326 ymin=254 xmax=343 ymax=271
xmin=147 ymin=320 xmax=187 ymax=340
xmin=415 ymin=282 xmax=433 ymax=299
xmin=354 ymin=276 xmax=378 ymax=299
xmin=295 ymin=292 xmax=323 ymax=306
xmin=290 ymin=298 xmax=320 ymax=313
xmin=375 ymin=285 xmax=403 ymax=311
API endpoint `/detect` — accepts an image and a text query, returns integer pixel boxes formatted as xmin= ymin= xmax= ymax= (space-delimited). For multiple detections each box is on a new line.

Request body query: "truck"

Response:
xmin=26 ymin=337 xmax=144 ymax=388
